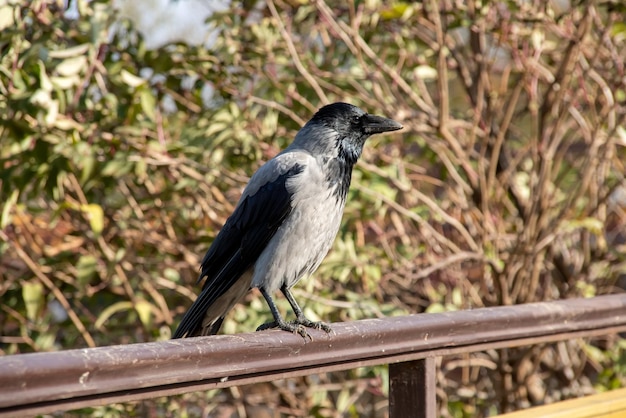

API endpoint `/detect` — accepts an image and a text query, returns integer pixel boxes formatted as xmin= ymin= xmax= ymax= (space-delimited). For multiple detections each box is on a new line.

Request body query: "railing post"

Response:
xmin=389 ymin=357 xmax=437 ymax=418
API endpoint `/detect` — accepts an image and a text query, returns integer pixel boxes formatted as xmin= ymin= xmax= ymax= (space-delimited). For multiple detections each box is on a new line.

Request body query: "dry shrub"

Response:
xmin=1 ymin=0 xmax=625 ymax=416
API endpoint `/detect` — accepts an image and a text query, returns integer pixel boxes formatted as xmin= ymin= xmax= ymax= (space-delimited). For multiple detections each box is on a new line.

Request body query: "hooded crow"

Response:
xmin=173 ymin=102 xmax=403 ymax=339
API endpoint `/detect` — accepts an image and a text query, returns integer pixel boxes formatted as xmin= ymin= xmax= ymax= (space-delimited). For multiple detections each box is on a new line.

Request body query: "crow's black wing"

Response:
xmin=172 ymin=164 xmax=303 ymax=338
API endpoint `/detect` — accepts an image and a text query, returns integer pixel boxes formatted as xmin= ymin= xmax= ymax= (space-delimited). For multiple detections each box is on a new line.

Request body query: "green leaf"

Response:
xmin=101 ymin=159 xmax=132 ymax=178
xmin=22 ymin=281 xmax=44 ymax=322
xmin=11 ymin=69 xmax=26 ymax=92
xmin=560 ymin=217 xmax=604 ymax=235
xmin=80 ymin=155 xmax=96 ymax=184
xmin=610 ymin=22 xmax=626 ymax=37
xmin=164 ymin=267 xmax=180 ymax=282
xmin=0 ymin=189 xmax=18 ymax=229
xmin=37 ymin=60 xmax=53 ymax=92
xmin=76 ymin=255 xmax=98 ymax=285
xmin=139 ymin=88 xmax=156 ymax=121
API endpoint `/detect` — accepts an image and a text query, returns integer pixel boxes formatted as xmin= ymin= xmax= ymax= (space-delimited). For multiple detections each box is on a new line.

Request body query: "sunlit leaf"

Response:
xmin=55 ymin=55 xmax=87 ymax=77
xmin=120 ymin=69 xmax=146 ymax=87
xmin=22 ymin=281 xmax=44 ymax=322
xmin=414 ymin=65 xmax=438 ymax=80
xmin=30 ymin=89 xmax=52 ymax=107
xmin=50 ymin=75 xmax=80 ymax=89
xmin=0 ymin=189 xmax=18 ymax=229
xmin=52 ymin=115 xmax=83 ymax=131
xmin=380 ymin=2 xmax=411 ymax=20
xmin=135 ymin=299 xmax=153 ymax=327
xmin=426 ymin=302 xmax=446 ymax=313
xmin=37 ymin=60 xmax=53 ymax=92
xmin=164 ymin=267 xmax=180 ymax=282
xmin=47 ymin=43 xmax=90 ymax=59
xmin=560 ymin=217 xmax=604 ymax=235
xmin=0 ymin=4 xmax=15 ymax=31
xmin=95 ymin=301 xmax=134 ymax=330
xmin=80 ymin=203 xmax=104 ymax=235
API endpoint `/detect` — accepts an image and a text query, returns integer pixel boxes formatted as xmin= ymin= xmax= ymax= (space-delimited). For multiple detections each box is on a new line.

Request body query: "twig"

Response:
xmin=266 ymin=0 xmax=329 ymax=104
xmin=248 ymin=96 xmax=306 ymax=126
xmin=0 ymin=230 xmax=96 ymax=347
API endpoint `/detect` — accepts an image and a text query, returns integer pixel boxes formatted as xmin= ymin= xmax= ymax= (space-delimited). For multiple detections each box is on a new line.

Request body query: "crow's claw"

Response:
xmin=257 ymin=320 xmax=311 ymax=340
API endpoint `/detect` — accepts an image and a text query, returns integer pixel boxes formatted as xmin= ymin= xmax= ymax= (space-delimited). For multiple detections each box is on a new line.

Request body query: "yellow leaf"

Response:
xmin=47 ymin=43 xmax=90 ymax=59
xmin=135 ymin=300 xmax=153 ymax=327
xmin=0 ymin=5 xmax=14 ymax=31
xmin=380 ymin=2 xmax=411 ymax=20
xmin=120 ymin=69 xmax=146 ymax=87
xmin=53 ymin=115 xmax=84 ymax=131
xmin=80 ymin=203 xmax=104 ymax=235
xmin=50 ymin=75 xmax=81 ymax=90
xmin=1 ymin=189 xmax=18 ymax=229
xmin=414 ymin=65 xmax=438 ymax=80
xmin=56 ymin=55 xmax=87 ymax=77
xmin=95 ymin=301 xmax=134 ymax=329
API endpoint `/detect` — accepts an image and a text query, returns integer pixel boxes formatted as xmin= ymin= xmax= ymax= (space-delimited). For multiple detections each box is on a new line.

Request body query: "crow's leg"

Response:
xmin=281 ymin=284 xmax=332 ymax=334
xmin=257 ymin=287 xmax=311 ymax=340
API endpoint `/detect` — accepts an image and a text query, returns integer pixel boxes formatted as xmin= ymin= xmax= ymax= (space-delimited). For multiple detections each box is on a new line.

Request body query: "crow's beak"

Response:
xmin=363 ymin=114 xmax=403 ymax=135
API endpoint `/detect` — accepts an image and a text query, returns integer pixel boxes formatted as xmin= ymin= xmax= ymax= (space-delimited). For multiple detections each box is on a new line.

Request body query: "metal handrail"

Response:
xmin=1 ymin=294 xmax=626 ymax=417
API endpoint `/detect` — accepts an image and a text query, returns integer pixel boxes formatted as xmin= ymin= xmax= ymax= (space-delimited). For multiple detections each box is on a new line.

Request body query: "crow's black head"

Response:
xmin=289 ymin=102 xmax=403 ymax=201
xmin=294 ymin=102 xmax=403 ymax=165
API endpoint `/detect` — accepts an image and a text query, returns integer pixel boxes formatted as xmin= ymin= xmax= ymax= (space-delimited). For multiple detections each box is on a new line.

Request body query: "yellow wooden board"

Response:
xmin=497 ymin=388 xmax=626 ymax=418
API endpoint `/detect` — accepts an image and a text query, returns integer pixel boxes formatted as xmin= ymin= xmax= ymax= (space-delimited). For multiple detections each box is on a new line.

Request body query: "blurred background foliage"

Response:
xmin=1 ymin=0 xmax=626 ymax=416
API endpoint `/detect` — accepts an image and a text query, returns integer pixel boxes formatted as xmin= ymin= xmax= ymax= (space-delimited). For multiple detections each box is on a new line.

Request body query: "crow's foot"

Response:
xmin=257 ymin=320 xmax=311 ymax=340
xmin=292 ymin=316 xmax=332 ymax=335
xmin=257 ymin=316 xmax=332 ymax=340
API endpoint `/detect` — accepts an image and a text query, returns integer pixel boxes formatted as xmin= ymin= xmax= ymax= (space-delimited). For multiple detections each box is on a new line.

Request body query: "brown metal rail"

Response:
xmin=1 ymin=294 xmax=626 ymax=417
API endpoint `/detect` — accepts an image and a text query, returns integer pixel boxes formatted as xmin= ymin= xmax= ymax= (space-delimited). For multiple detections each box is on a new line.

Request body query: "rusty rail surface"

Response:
xmin=1 ymin=294 xmax=626 ymax=417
